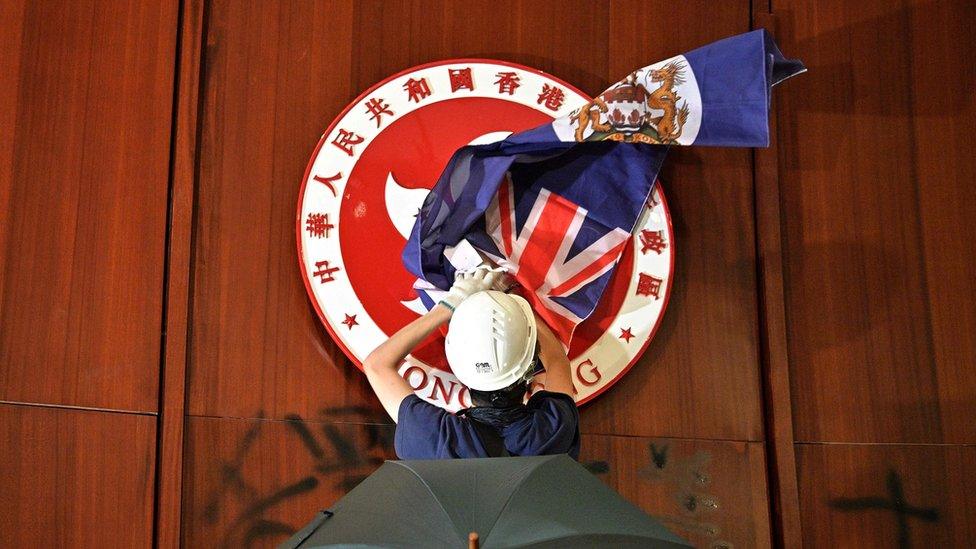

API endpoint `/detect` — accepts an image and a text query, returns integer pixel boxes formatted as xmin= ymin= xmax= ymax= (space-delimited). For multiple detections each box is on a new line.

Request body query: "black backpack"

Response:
xmin=457 ymin=410 xmax=511 ymax=458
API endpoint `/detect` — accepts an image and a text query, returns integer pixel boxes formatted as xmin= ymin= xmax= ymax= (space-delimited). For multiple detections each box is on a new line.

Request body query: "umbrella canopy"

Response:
xmin=282 ymin=454 xmax=691 ymax=549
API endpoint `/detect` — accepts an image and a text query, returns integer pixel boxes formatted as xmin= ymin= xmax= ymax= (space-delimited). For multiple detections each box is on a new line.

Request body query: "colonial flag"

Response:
xmin=402 ymin=29 xmax=805 ymax=346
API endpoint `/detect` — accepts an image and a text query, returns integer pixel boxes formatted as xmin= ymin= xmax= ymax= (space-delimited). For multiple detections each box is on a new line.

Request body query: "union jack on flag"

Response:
xmin=403 ymin=30 xmax=804 ymax=346
xmin=482 ymin=173 xmax=633 ymax=345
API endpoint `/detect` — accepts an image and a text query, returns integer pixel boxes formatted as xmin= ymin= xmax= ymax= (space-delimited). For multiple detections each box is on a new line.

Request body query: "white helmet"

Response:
xmin=444 ymin=290 xmax=537 ymax=391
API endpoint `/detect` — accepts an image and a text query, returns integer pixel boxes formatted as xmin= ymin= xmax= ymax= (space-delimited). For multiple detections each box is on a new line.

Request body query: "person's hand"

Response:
xmin=439 ymin=267 xmax=505 ymax=311
xmin=489 ymin=269 xmax=516 ymax=293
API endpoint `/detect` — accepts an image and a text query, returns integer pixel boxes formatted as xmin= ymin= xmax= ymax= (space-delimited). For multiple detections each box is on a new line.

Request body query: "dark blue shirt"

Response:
xmin=394 ymin=391 xmax=580 ymax=460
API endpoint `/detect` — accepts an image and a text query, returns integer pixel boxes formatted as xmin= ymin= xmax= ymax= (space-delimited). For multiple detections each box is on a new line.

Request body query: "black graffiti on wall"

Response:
xmin=639 ymin=442 xmax=731 ymax=549
xmin=829 ymin=469 xmax=940 ymax=549
xmin=202 ymin=408 xmax=618 ymax=546
xmin=582 ymin=459 xmax=610 ymax=474
xmin=201 ymin=407 xmax=393 ymax=548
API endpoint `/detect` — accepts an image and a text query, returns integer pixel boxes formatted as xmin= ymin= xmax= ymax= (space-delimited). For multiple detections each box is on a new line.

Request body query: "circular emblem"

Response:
xmin=298 ymin=60 xmax=674 ymax=412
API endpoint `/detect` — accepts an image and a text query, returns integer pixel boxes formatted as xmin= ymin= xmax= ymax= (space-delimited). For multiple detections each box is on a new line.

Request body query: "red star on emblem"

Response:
xmin=342 ymin=314 xmax=359 ymax=329
xmin=619 ymin=327 xmax=635 ymax=343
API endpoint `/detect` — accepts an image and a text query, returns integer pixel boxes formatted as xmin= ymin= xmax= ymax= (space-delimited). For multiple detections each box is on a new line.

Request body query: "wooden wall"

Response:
xmin=0 ymin=0 xmax=178 ymax=545
xmin=0 ymin=0 xmax=972 ymax=547
xmin=772 ymin=0 xmax=976 ymax=546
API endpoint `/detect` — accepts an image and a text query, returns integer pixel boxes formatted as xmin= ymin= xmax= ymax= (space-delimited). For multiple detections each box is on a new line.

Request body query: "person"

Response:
xmin=362 ymin=267 xmax=580 ymax=459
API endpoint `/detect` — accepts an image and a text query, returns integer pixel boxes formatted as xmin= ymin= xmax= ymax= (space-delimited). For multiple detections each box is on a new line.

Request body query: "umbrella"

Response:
xmin=282 ymin=454 xmax=691 ymax=548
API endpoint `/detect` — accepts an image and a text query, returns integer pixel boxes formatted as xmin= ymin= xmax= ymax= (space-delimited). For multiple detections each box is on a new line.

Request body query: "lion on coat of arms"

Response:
xmin=571 ymin=61 xmax=691 ymax=144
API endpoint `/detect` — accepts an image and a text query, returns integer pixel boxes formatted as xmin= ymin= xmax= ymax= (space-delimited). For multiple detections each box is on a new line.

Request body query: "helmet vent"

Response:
xmin=490 ymin=309 xmax=504 ymax=337
xmin=490 ymin=309 xmax=503 ymax=364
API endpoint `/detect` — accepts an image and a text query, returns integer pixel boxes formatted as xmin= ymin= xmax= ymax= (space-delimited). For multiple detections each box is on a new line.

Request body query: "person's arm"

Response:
xmin=534 ymin=313 xmax=574 ymax=396
xmin=363 ymin=305 xmax=452 ymax=422
xmin=363 ymin=267 xmax=503 ymax=422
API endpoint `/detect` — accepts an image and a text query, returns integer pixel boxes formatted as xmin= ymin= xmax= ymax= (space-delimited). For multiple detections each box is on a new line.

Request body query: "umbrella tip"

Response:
xmin=468 ymin=531 xmax=480 ymax=549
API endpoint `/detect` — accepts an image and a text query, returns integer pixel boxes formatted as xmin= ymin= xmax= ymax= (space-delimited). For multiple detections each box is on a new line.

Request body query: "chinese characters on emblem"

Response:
xmin=364 ymin=97 xmax=394 ymax=128
xmin=639 ymin=229 xmax=667 ymax=255
xmin=636 ymin=272 xmax=663 ymax=300
xmin=308 ymin=169 xmax=346 ymax=295
xmin=398 ymin=68 xmax=569 ymax=109
xmin=403 ymin=77 xmax=432 ymax=103
xmin=331 ymin=129 xmax=364 ymax=156
xmin=494 ymin=71 xmax=521 ymax=95
xmin=313 ymin=260 xmax=341 ymax=284
xmin=537 ymin=84 xmax=566 ymax=110
xmin=305 ymin=213 xmax=334 ymax=239
xmin=313 ymin=172 xmax=341 ymax=196
xmin=448 ymin=67 xmax=474 ymax=92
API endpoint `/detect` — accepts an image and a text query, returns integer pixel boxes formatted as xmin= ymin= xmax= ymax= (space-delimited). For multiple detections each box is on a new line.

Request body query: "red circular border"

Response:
xmin=296 ymin=59 xmax=676 ymax=407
